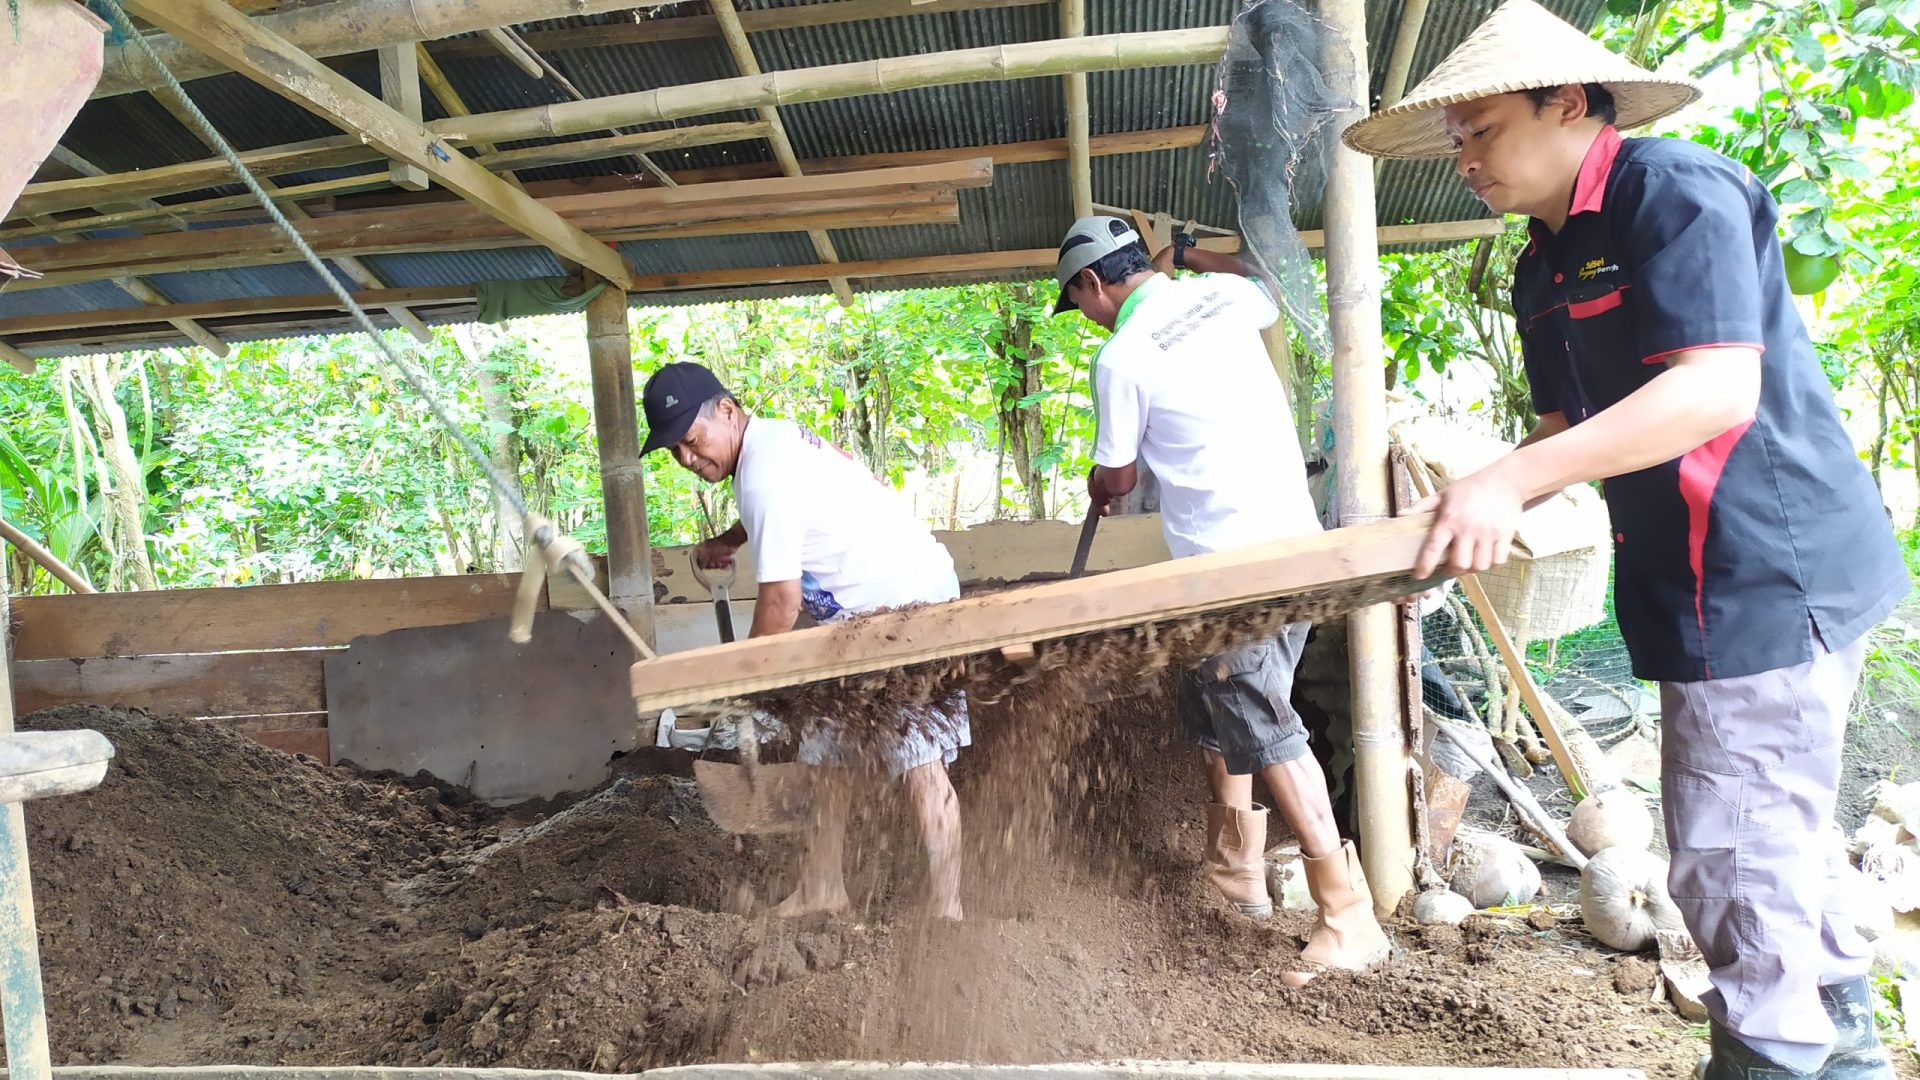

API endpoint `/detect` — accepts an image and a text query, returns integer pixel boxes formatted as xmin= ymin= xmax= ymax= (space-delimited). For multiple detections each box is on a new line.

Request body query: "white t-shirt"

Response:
xmin=1091 ymin=272 xmax=1322 ymax=559
xmin=734 ymin=417 xmax=959 ymax=623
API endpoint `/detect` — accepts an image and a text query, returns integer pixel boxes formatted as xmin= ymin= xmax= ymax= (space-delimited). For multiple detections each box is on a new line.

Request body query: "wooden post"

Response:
xmin=584 ymin=279 xmax=655 ymax=645
xmin=1322 ymin=0 xmax=1414 ymax=916
xmin=1061 ymin=0 xmax=1093 ymax=220
xmin=0 ymin=522 xmax=53 ymax=1080
xmin=377 ymin=45 xmax=431 ymax=191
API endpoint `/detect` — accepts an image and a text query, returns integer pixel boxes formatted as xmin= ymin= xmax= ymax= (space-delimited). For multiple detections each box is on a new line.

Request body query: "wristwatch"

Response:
xmin=1172 ymin=231 xmax=1195 ymax=270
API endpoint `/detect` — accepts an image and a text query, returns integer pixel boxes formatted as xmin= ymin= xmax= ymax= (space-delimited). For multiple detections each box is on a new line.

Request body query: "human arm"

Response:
xmin=1088 ymin=461 xmax=1139 ymax=517
xmin=694 ymin=520 xmax=748 ymax=569
xmin=1412 ymin=347 xmax=1760 ymax=578
xmin=748 ymin=578 xmax=803 ymax=637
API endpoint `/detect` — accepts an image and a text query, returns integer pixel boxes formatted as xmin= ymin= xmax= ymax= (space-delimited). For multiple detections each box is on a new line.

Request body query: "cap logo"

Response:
xmin=664 ymin=395 xmax=678 ymax=408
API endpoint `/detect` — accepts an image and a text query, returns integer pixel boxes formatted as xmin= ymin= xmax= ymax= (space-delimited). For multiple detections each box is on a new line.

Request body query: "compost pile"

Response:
xmin=19 ymin=685 xmax=1699 ymax=1073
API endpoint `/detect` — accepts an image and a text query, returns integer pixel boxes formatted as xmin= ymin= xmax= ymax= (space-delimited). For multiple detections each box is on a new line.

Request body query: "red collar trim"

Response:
xmin=1569 ymin=126 xmax=1623 ymax=217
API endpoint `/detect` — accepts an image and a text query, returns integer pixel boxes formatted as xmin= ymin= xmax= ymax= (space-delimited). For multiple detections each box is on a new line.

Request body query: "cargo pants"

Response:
xmin=1660 ymin=625 xmax=1873 ymax=1074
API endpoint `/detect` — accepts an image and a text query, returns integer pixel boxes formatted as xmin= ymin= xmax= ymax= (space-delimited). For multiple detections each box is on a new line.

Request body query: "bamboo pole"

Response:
xmin=475 ymin=121 xmax=773 ymax=173
xmin=1322 ymin=0 xmax=1414 ymax=917
xmin=710 ymin=0 xmax=855 ymax=306
xmin=0 ymin=516 xmax=53 ymax=1080
xmin=411 ymin=44 xmax=525 ymax=196
xmin=1379 ymin=0 xmax=1435 ymax=109
xmin=584 ymin=280 xmax=655 ymax=646
xmin=454 ymin=27 xmax=1230 ymax=145
xmin=1061 ymin=0 xmax=1093 ymax=221
xmin=0 ymin=519 xmax=93 ymax=594
xmin=94 ymin=0 xmax=679 ymax=99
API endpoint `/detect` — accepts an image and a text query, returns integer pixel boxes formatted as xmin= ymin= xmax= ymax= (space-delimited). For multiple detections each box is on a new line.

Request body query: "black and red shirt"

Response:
xmin=1513 ymin=126 xmax=1908 ymax=683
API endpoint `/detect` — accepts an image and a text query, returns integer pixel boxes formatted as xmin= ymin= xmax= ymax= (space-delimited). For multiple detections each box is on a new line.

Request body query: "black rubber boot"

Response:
xmin=1816 ymin=978 xmax=1896 ymax=1079
xmin=1694 ymin=1021 xmax=1816 ymax=1079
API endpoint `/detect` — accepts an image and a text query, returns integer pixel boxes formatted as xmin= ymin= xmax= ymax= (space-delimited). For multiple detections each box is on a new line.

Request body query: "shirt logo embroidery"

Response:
xmin=1579 ymin=258 xmax=1620 ymax=280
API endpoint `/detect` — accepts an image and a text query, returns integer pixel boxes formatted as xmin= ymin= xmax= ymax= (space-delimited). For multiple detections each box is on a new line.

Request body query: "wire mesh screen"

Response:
xmin=1209 ymin=0 xmax=1353 ymax=358
xmin=1420 ymin=575 xmax=1656 ymax=786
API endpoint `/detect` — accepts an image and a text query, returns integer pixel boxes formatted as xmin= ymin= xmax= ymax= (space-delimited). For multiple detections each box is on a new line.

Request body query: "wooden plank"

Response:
xmin=377 ymin=44 xmax=430 ymax=192
xmin=246 ymin=727 xmax=330 ymax=761
xmin=628 ymin=514 xmax=1442 ymax=710
xmin=13 ymin=161 xmax=987 ymax=282
xmin=9 ymin=573 xmax=538 ymax=661
xmin=11 ymin=649 xmax=331 ymax=716
xmin=13 ymin=137 xmax=377 ymax=220
xmin=554 ymin=514 xmax=1177 ymax=611
xmin=0 ymin=287 xmax=472 ymax=336
xmin=123 ymin=0 xmax=636 ymax=288
xmin=15 ymin=197 xmax=960 ymax=289
xmin=474 ymin=122 xmax=773 ymax=172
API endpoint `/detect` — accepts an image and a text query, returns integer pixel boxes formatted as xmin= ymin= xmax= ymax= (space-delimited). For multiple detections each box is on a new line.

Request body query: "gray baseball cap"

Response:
xmin=1052 ymin=215 xmax=1145 ymax=315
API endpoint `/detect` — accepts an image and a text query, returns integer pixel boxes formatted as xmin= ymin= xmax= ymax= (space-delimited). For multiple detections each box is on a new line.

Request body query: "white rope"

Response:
xmin=97 ymin=0 xmax=657 ymax=662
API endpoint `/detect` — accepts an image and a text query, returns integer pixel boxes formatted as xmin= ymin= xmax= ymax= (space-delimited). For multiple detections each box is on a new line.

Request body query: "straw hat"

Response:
xmin=1343 ymin=0 xmax=1702 ymax=159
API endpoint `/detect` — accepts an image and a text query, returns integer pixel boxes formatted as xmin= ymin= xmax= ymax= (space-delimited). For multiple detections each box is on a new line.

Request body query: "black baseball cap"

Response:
xmin=640 ymin=362 xmax=730 ymax=455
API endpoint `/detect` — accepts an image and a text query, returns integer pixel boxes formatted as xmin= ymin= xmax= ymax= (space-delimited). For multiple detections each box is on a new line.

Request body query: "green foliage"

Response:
xmin=0 ymin=282 xmax=1109 ymax=590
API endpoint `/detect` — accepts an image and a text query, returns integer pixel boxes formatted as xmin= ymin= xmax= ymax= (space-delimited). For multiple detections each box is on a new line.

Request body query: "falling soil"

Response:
xmin=9 ymin=691 xmax=1723 ymax=1076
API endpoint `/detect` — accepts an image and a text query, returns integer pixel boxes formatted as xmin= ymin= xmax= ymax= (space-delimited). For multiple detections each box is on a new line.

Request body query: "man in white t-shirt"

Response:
xmin=1054 ymin=216 xmax=1388 ymax=985
xmin=639 ymin=362 xmax=968 ymax=921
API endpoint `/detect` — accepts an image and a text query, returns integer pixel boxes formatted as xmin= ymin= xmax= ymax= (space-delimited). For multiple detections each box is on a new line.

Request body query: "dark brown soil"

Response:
xmin=17 ymin=700 xmax=1708 ymax=1074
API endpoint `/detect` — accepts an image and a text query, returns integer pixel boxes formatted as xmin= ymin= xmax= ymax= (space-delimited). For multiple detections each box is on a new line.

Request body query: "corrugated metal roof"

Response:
xmin=3 ymin=0 xmax=1603 ymax=349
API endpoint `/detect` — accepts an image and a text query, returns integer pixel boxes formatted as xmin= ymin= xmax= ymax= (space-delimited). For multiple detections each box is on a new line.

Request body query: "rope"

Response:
xmin=97 ymin=0 xmax=657 ymax=663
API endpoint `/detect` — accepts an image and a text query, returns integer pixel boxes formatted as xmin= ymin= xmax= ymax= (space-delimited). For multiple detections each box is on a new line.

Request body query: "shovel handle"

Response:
xmin=689 ymin=556 xmax=738 ymax=592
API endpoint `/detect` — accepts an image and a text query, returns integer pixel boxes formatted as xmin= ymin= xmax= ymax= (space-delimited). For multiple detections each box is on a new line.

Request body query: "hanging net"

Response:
xmin=1209 ymin=0 xmax=1356 ymax=357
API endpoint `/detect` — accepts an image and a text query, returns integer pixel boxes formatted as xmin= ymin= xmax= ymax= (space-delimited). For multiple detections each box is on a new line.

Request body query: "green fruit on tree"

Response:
xmin=1783 ymin=249 xmax=1840 ymax=295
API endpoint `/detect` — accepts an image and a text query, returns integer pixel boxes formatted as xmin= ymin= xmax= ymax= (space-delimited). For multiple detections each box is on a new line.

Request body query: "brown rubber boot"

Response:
xmin=1204 ymin=802 xmax=1273 ymax=919
xmin=1280 ymin=839 xmax=1390 ymax=987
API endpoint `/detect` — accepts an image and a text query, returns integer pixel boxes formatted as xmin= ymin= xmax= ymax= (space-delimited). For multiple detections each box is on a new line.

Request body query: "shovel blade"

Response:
xmin=693 ymin=759 xmax=812 ymax=835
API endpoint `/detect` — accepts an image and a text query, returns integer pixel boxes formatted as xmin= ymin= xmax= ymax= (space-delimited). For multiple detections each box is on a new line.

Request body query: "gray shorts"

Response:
xmin=1177 ymin=623 xmax=1313 ymax=775
xmin=797 ymin=692 xmax=971 ymax=779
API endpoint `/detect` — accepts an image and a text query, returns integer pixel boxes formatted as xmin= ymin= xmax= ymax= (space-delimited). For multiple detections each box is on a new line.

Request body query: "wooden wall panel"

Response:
xmin=11 ymin=573 xmax=536 ymax=660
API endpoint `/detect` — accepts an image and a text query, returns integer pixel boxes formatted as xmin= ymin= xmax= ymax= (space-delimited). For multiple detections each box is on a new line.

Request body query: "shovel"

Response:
xmin=687 ymin=558 xmax=812 ymax=835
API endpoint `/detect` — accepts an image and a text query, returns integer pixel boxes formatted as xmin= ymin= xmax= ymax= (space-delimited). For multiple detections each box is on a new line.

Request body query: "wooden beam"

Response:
xmin=14 ymin=160 xmax=989 ymax=285
xmin=0 ymin=341 xmax=35 ymax=374
xmin=0 ymin=287 xmax=470 ymax=337
xmin=34 ymin=148 xmax=233 ymax=357
xmin=628 ymin=514 xmax=1441 ymax=710
xmin=123 ymin=0 xmax=636 ymax=289
xmin=141 ymin=83 xmax=435 ymax=344
xmin=19 ymin=199 xmax=960 ymax=289
xmin=585 ymin=279 xmax=655 ymax=643
xmin=474 ymin=121 xmax=774 ymax=173
xmin=110 ymin=276 xmax=231 ymax=356
xmin=11 ymin=649 xmax=330 ymax=717
xmin=8 ymin=572 xmax=539 ymax=660
xmin=413 ymin=43 xmax=527 ymax=194
xmin=2 ymin=175 xmax=391 ymax=243
xmin=1061 ymin=0 xmax=1093 ymax=221
xmin=95 ymin=0 xmax=678 ymax=98
xmin=710 ymin=0 xmax=855 ymax=306
xmin=431 ymin=0 xmax=1052 ymax=59
xmin=378 ymin=44 xmax=431 ymax=191
xmin=12 ymin=110 xmax=1199 ymax=224
xmin=479 ymin=26 xmax=546 ymax=81
xmin=454 ymin=28 xmax=1231 ymax=146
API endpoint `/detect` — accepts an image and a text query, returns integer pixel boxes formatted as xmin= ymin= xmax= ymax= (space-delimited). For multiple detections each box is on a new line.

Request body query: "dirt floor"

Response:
xmin=8 ymin=692 xmax=1743 ymax=1078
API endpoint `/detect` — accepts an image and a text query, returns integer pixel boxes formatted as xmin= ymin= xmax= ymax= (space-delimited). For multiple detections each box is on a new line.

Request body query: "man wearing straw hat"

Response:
xmin=1345 ymin=2 xmax=1907 ymax=1077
